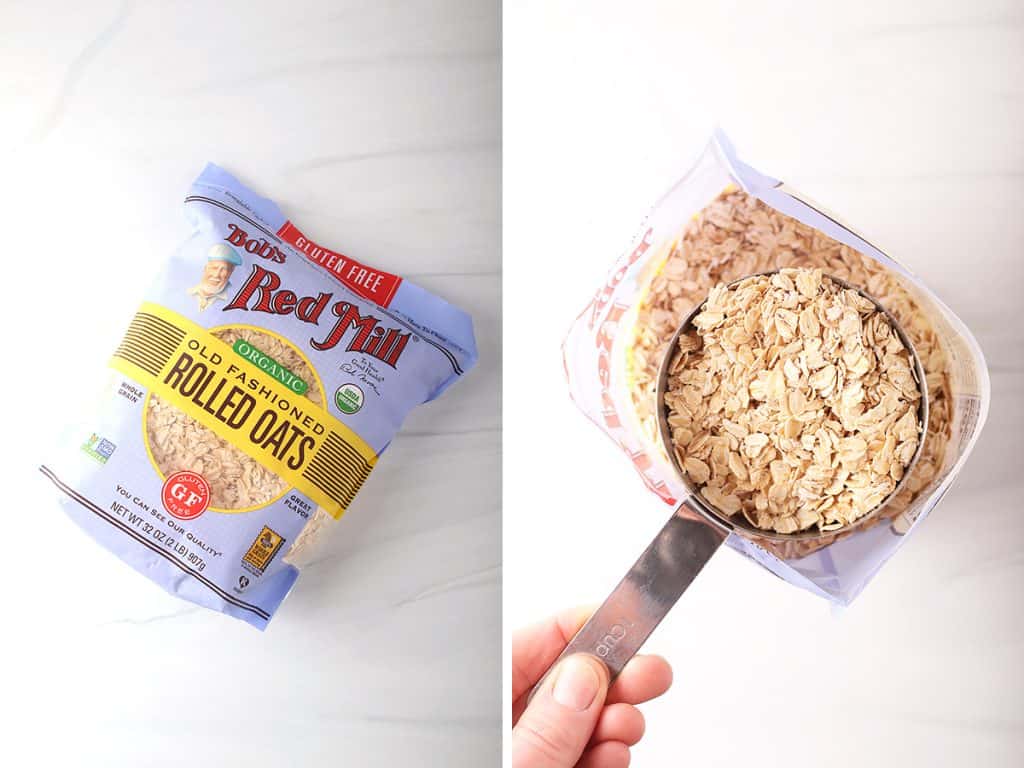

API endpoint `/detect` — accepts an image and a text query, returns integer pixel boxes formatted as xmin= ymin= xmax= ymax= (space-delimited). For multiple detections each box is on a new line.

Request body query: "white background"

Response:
xmin=505 ymin=1 xmax=1022 ymax=767
xmin=0 ymin=2 xmax=499 ymax=766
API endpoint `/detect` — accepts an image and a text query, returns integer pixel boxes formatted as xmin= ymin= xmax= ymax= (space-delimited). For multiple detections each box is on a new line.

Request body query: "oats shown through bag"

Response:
xmin=44 ymin=164 xmax=478 ymax=628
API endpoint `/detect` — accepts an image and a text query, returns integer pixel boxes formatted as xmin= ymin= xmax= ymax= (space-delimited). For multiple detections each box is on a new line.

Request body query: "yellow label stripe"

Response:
xmin=110 ymin=302 xmax=376 ymax=518
xmin=302 ymin=432 xmax=373 ymax=509
xmin=114 ymin=313 xmax=186 ymax=376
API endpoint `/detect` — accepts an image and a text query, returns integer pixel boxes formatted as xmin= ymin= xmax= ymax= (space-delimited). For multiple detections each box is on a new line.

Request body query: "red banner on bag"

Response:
xmin=277 ymin=221 xmax=402 ymax=307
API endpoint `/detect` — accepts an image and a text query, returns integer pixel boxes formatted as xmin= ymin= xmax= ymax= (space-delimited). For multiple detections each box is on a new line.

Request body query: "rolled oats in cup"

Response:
xmin=665 ymin=268 xmax=924 ymax=536
xmin=564 ymin=131 xmax=989 ymax=604
xmin=43 ymin=164 xmax=477 ymax=628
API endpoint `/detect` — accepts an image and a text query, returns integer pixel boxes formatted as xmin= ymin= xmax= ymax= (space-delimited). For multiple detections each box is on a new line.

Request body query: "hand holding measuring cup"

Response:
xmin=511 ymin=607 xmax=673 ymax=768
xmin=535 ymin=268 xmax=928 ymax=689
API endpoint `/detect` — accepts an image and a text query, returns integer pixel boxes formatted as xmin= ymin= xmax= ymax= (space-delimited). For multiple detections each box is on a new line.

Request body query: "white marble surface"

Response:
xmin=0 ymin=2 xmax=499 ymax=766
xmin=506 ymin=2 xmax=1022 ymax=766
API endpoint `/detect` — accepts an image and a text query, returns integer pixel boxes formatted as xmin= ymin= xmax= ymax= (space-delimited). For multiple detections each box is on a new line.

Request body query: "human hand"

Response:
xmin=511 ymin=607 xmax=673 ymax=768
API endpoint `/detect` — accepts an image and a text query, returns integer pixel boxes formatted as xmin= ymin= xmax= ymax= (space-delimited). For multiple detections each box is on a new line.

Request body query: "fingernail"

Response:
xmin=551 ymin=654 xmax=603 ymax=711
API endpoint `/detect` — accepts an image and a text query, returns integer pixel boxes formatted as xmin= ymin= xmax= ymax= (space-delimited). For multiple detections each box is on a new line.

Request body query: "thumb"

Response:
xmin=511 ymin=654 xmax=609 ymax=768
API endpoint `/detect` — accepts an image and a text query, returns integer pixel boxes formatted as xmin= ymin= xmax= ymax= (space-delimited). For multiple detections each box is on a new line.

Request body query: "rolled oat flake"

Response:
xmin=43 ymin=164 xmax=478 ymax=628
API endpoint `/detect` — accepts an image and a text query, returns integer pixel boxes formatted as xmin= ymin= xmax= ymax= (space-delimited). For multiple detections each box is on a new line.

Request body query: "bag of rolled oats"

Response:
xmin=44 ymin=163 xmax=477 ymax=628
xmin=564 ymin=130 xmax=989 ymax=604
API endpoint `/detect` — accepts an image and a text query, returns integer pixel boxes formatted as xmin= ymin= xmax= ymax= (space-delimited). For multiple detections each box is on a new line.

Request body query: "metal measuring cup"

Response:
xmin=532 ymin=269 xmax=929 ymax=691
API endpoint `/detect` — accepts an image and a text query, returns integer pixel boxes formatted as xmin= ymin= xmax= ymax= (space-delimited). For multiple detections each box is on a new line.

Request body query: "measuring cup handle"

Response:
xmin=527 ymin=502 xmax=725 ymax=701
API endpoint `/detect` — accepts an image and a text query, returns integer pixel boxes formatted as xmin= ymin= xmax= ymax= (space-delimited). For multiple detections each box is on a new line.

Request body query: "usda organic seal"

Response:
xmin=335 ymin=383 xmax=364 ymax=415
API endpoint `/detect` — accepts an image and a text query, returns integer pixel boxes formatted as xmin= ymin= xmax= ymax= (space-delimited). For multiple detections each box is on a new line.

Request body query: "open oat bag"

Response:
xmin=43 ymin=164 xmax=477 ymax=628
xmin=564 ymin=131 xmax=989 ymax=604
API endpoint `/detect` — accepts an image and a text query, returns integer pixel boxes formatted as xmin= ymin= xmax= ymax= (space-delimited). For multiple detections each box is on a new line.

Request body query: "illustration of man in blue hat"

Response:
xmin=188 ymin=243 xmax=242 ymax=311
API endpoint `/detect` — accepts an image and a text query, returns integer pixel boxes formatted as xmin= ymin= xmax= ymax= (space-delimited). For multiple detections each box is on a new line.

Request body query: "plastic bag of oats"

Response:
xmin=564 ymin=130 xmax=989 ymax=604
xmin=44 ymin=164 xmax=477 ymax=628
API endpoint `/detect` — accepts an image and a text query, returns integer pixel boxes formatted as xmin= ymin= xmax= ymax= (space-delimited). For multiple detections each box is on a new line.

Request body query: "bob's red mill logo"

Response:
xmin=222 ymin=227 xmax=411 ymax=368
xmin=223 ymin=220 xmax=403 ymax=307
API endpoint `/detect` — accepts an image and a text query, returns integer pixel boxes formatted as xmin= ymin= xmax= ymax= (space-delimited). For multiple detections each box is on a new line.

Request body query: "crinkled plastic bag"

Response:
xmin=564 ymin=131 xmax=989 ymax=604
xmin=44 ymin=164 xmax=477 ymax=628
